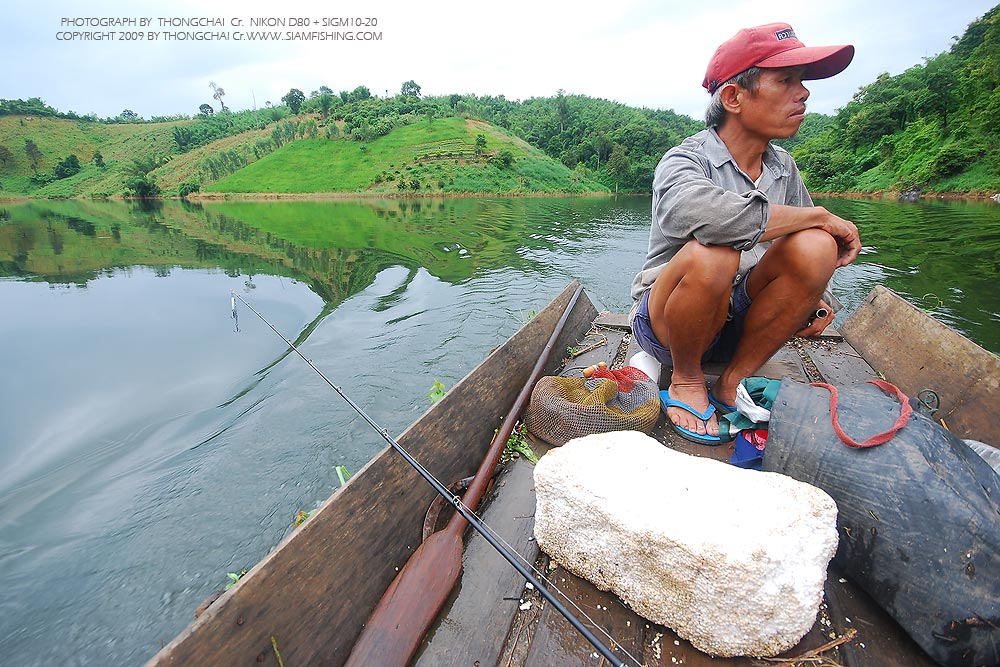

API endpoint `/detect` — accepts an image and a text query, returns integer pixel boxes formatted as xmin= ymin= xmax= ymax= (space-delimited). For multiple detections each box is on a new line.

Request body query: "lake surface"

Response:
xmin=1 ymin=195 xmax=997 ymax=665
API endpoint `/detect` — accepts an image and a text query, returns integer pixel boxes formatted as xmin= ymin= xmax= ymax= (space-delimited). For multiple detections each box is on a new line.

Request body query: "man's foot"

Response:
xmin=660 ymin=387 xmax=723 ymax=445
xmin=712 ymin=375 xmax=741 ymax=412
xmin=662 ymin=382 xmax=719 ymax=437
xmin=708 ymin=389 xmax=737 ymax=415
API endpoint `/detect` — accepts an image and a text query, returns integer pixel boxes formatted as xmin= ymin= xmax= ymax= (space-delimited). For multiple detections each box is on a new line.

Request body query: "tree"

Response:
xmin=24 ymin=138 xmax=42 ymax=172
xmin=199 ymin=103 xmax=214 ymax=116
xmin=209 ymin=82 xmax=228 ymax=112
xmin=0 ymin=145 xmax=14 ymax=169
xmin=178 ymin=181 xmax=200 ymax=198
xmin=120 ymin=109 xmax=139 ymax=122
xmin=124 ymin=156 xmax=162 ymax=199
xmin=475 ymin=134 xmax=488 ymax=155
xmin=556 ymin=89 xmax=569 ymax=133
xmin=347 ymin=86 xmax=371 ymax=103
xmin=317 ymin=93 xmax=335 ymax=119
xmin=606 ymin=144 xmax=630 ymax=194
xmin=592 ymin=135 xmax=612 ymax=174
xmin=915 ymin=53 xmax=959 ymax=129
xmin=93 ymin=151 xmax=105 ymax=168
xmin=125 ymin=174 xmax=161 ymax=198
xmin=491 ymin=149 xmax=514 ymax=169
xmin=400 ymin=80 xmax=421 ymax=98
xmin=53 ymin=154 xmax=81 ymax=179
xmin=282 ymin=88 xmax=306 ymax=114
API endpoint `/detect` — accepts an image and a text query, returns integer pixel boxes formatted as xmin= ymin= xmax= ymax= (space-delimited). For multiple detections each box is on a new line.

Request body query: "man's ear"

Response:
xmin=720 ymin=83 xmax=742 ymax=115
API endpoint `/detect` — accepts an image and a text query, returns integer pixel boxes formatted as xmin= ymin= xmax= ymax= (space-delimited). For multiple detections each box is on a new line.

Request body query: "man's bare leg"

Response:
xmin=647 ymin=241 xmax=739 ymax=436
xmin=714 ymin=229 xmax=837 ymax=406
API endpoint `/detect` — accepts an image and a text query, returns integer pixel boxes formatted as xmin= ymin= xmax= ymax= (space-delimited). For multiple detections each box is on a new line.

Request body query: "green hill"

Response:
xmin=7 ymin=3 xmax=999 ymax=202
xmin=789 ymin=4 xmax=1000 ymax=195
xmin=0 ymin=112 xmax=606 ymax=198
xmin=206 ymin=117 xmax=605 ymax=195
xmin=0 ymin=104 xmax=311 ymax=199
xmin=0 ymin=115 xmax=183 ymax=197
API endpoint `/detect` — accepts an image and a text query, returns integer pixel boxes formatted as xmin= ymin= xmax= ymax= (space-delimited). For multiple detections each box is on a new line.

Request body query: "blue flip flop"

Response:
xmin=707 ymin=392 xmax=740 ymax=442
xmin=660 ymin=389 xmax=723 ymax=446
xmin=708 ymin=391 xmax=737 ymax=416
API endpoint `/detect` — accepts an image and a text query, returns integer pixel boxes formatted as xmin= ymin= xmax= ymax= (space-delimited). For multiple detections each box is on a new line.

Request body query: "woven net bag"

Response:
xmin=525 ymin=366 xmax=660 ymax=446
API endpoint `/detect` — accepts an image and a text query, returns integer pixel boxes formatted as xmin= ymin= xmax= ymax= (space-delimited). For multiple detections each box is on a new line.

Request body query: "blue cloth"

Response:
xmin=730 ymin=430 xmax=766 ymax=470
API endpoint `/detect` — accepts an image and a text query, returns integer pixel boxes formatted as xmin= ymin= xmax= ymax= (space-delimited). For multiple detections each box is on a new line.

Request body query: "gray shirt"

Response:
xmin=630 ymin=128 xmax=813 ymax=306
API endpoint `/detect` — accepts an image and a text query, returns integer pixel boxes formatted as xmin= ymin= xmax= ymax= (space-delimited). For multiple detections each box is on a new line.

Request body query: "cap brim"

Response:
xmin=757 ymin=44 xmax=855 ymax=80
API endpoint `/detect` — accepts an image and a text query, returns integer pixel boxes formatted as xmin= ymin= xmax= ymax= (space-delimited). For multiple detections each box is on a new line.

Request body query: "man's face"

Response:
xmin=736 ymin=66 xmax=810 ymax=140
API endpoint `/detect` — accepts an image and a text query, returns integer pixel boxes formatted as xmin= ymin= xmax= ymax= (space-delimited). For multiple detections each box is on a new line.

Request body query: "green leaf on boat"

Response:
xmin=335 ymin=465 xmax=352 ymax=487
xmin=428 ymin=380 xmax=447 ymax=403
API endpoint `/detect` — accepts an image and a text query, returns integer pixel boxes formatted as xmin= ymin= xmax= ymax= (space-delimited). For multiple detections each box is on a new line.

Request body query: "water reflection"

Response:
xmin=0 ymin=197 xmax=638 ymax=307
xmin=0 ymin=196 xmax=653 ymax=667
xmin=818 ymin=197 xmax=1000 ymax=350
xmin=0 ymin=194 xmax=997 ymax=666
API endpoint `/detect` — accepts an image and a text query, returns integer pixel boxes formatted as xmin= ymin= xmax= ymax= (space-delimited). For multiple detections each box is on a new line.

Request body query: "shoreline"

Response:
xmin=813 ymin=190 xmax=1000 ymax=202
xmin=185 ymin=189 xmax=617 ymax=201
xmin=2 ymin=190 xmax=997 ymax=204
xmin=0 ymin=190 xmax=617 ymax=204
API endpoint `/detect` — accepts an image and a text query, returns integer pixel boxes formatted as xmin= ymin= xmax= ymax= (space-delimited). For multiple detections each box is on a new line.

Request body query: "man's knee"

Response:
xmin=770 ymin=229 xmax=838 ymax=284
xmin=674 ymin=241 xmax=740 ymax=291
xmin=789 ymin=228 xmax=837 ymax=265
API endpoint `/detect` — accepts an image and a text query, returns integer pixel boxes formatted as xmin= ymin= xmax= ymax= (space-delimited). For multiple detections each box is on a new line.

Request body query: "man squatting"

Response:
xmin=630 ymin=23 xmax=862 ymax=444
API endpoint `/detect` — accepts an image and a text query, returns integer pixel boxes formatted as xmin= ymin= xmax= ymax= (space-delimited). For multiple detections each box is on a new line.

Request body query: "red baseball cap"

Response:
xmin=703 ymin=23 xmax=854 ymax=93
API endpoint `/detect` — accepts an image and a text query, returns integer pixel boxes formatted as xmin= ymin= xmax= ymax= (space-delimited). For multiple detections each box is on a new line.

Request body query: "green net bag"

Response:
xmin=525 ymin=366 xmax=660 ymax=446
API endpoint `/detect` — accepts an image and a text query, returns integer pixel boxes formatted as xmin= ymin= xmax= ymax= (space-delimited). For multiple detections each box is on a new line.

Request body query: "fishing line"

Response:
xmin=229 ymin=290 xmax=639 ymax=667
xmin=458 ymin=491 xmax=647 ymax=667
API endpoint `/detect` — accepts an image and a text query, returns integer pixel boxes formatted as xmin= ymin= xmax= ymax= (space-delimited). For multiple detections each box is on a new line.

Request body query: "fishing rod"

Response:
xmin=230 ymin=289 xmax=630 ymax=667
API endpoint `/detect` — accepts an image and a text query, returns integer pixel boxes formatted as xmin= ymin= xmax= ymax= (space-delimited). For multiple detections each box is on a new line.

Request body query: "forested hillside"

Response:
xmin=790 ymin=5 xmax=1000 ymax=194
xmin=457 ymin=93 xmax=702 ymax=193
xmin=1 ymin=4 xmax=997 ymax=198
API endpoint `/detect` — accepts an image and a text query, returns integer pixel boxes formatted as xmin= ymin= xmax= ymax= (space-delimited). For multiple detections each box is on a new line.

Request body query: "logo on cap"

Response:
xmin=774 ymin=28 xmax=796 ymax=41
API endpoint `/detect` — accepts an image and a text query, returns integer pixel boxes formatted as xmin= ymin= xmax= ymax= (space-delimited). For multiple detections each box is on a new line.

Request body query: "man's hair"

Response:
xmin=704 ymin=66 xmax=762 ymax=128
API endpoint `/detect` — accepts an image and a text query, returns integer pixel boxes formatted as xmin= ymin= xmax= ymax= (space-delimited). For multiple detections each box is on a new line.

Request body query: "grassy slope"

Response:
xmin=152 ymin=124 xmax=281 ymax=193
xmin=206 ymin=117 xmax=608 ymax=195
xmin=0 ymin=115 xmax=185 ymax=197
xmin=1 ymin=115 xmax=607 ymax=198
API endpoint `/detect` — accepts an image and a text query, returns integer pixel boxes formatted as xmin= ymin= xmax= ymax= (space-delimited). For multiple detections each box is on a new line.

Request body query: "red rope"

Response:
xmin=809 ymin=380 xmax=913 ymax=448
xmin=592 ymin=365 xmax=649 ymax=393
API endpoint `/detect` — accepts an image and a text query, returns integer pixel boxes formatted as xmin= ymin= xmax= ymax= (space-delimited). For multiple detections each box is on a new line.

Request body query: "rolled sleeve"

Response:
xmin=652 ymin=149 xmax=769 ymax=252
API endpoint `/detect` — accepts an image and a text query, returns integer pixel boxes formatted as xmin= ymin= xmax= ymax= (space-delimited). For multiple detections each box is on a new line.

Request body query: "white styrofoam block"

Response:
xmin=533 ymin=431 xmax=838 ymax=657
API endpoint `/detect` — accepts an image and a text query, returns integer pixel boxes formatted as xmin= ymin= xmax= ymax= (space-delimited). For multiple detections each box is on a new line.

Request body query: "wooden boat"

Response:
xmin=147 ymin=281 xmax=999 ymax=667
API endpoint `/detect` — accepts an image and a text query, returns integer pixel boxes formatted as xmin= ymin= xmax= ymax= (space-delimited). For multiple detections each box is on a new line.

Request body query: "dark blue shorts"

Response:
xmin=632 ymin=270 xmax=753 ymax=367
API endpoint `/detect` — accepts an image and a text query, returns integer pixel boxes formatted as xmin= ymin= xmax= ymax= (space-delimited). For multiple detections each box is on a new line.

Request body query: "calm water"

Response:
xmin=0 ymin=195 xmax=997 ymax=665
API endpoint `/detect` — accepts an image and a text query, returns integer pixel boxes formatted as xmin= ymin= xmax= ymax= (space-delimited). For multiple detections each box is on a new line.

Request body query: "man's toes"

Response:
xmin=670 ymin=409 xmax=707 ymax=434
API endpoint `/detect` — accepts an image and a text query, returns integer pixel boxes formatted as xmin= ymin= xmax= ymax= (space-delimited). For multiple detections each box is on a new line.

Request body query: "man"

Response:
xmin=629 ymin=23 xmax=862 ymax=444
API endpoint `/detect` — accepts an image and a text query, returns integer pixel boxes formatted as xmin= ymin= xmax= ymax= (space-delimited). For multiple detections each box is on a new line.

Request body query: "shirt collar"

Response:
xmin=705 ymin=127 xmax=789 ymax=181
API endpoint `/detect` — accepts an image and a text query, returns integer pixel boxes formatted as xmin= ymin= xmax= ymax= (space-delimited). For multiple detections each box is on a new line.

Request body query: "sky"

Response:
xmin=4 ymin=0 xmax=997 ymax=121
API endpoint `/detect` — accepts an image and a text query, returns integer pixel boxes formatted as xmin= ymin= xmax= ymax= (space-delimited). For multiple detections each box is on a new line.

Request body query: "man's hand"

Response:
xmin=796 ymin=299 xmax=835 ymax=337
xmin=818 ymin=209 xmax=862 ymax=267
xmin=765 ymin=205 xmax=862 ymax=267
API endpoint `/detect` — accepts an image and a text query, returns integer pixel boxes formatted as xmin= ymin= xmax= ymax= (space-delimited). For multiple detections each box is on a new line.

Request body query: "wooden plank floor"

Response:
xmin=418 ymin=317 xmax=936 ymax=667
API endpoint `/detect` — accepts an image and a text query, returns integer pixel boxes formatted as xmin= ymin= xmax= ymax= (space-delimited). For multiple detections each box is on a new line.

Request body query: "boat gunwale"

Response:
xmin=145 ymin=280 xmax=599 ymax=666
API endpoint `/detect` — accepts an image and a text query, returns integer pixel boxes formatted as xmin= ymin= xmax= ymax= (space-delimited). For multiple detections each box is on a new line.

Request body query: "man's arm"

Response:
xmin=653 ymin=151 xmax=770 ymax=252
xmin=762 ymin=204 xmax=861 ymax=267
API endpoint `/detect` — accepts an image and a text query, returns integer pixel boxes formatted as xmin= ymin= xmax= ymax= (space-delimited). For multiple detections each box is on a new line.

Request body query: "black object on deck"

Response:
xmin=766 ymin=380 xmax=1000 ymax=667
